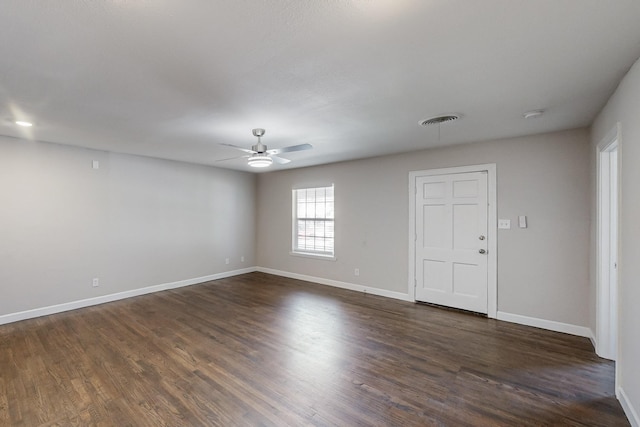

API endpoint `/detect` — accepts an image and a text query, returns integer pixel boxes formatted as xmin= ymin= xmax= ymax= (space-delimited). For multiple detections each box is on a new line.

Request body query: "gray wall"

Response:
xmin=0 ymin=136 xmax=256 ymax=316
xmin=257 ymin=128 xmax=591 ymax=326
xmin=591 ymin=57 xmax=640 ymax=420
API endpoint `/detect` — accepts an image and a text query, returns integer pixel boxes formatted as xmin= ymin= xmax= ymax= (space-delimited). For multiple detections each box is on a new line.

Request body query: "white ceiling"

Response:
xmin=1 ymin=1 xmax=640 ymax=172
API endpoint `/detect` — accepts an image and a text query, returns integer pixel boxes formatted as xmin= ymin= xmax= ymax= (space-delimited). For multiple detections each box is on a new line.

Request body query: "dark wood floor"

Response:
xmin=0 ymin=272 xmax=629 ymax=426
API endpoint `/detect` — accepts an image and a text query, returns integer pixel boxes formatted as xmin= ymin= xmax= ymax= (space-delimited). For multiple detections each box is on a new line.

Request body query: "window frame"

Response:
xmin=290 ymin=184 xmax=336 ymax=260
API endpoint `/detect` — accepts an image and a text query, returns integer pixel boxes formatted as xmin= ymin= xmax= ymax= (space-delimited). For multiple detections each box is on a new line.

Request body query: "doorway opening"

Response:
xmin=596 ymin=124 xmax=619 ymax=362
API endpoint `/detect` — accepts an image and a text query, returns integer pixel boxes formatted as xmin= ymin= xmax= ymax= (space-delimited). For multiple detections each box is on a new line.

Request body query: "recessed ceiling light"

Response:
xmin=523 ymin=110 xmax=544 ymax=119
xmin=15 ymin=120 xmax=33 ymax=127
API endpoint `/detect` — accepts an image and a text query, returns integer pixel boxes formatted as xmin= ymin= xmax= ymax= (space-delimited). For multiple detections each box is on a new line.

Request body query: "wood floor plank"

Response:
xmin=0 ymin=272 xmax=630 ymax=426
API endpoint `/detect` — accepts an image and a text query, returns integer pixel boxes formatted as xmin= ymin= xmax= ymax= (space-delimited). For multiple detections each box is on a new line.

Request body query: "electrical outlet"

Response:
xmin=92 ymin=278 xmax=99 ymax=287
xmin=225 ymin=258 xmax=230 ymax=265
xmin=241 ymin=256 xmax=245 ymax=262
xmin=354 ymin=268 xmax=360 ymax=276
xmin=498 ymin=219 xmax=511 ymax=229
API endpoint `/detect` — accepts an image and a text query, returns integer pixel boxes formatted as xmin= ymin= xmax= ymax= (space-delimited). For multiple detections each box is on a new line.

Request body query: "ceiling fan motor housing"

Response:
xmin=252 ymin=142 xmax=267 ymax=153
xmin=252 ymin=128 xmax=267 ymax=152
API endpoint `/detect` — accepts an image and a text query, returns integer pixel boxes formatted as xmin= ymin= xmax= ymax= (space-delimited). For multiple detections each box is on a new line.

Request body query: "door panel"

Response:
xmin=453 ymin=262 xmax=481 ymax=297
xmin=423 ymin=260 xmax=447 ymax=293
xmin=415 ymin=172 xmax=488 ymax=313
xmin=423 ymin=181 xmax=446 ymax=199
xmin=423 ymin=205 xmax=446 ymax=248
xmin=453 ymin=204 xmax=478 ymax=249
xmin=452 ymin=179 xmax=479 ymax=198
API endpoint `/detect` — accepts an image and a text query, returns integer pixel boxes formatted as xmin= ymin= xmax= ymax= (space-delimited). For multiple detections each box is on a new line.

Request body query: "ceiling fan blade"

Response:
xmin=266 ymin=143 xmax=312 ymax=155
xmin=270 ymin=155 xmax=291 ymax=165
xmin=219 ymin=143 xmax=256 ymax=154
xmin=215 ymin=155 xmax=249 ymax=162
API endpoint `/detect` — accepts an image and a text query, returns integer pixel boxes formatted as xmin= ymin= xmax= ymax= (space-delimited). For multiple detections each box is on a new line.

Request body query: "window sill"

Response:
xmin=290 ymin=251 xmax=337 ymax=261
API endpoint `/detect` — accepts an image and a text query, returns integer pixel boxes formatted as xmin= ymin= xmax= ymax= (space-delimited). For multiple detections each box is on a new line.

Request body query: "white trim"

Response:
xmin=0 ymin=267 xmax=256 ymax=326
xmin=408 ymin=163 xmax=497 ymax=318
xmin=588 ymin=328 xmax=597 ymax=351
xmin=289 ymin=251 xmax=337 ymax=261
xmin=254 ymin=268 xmax=591 ymax=339
xmin=595 ymin=123 xmax=621 ymax=361
xmin=618 ymin=387 xmax=640 ymax=427
xmin=291 ymin=182 xmax=335 ymax=190
xmin=256 ymin=267 xmax=414 ymax=302
xmin=497 ymin=311 xmax=592 ymax=338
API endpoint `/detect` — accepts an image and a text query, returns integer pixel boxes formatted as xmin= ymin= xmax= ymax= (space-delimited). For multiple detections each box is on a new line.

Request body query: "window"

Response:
xmin=292 ymin=185 xmax=335 ymax=258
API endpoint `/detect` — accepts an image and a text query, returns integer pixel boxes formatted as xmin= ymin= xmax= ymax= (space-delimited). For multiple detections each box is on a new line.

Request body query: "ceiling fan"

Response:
xmin=217 ymin=128 xmax=313 ymax=168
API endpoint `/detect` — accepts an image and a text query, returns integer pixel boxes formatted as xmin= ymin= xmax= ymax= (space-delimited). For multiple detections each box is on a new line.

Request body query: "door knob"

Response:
xmin=479 ymin=235 xmax=485 ymax=240
xmin=479 ymin=249 xmax=486 ymax=254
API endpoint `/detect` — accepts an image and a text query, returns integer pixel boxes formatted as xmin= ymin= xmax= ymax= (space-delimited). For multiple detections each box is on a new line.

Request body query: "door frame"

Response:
xmin=409 ymin=163 xmax=497 ymax=318
xmin=596 ymin=123 xmax=621 ymax=362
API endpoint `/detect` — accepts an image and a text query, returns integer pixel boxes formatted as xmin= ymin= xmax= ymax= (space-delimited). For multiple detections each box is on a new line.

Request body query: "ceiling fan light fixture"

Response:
xmin=248 ymin=154 xmax=273 ymax=168
xmin=219 ymin=128 xmax=311 ymax=168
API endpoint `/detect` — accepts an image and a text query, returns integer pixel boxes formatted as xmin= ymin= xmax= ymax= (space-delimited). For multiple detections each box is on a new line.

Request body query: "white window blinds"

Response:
xmin=292 ymin=185 xmax=334 ymax=256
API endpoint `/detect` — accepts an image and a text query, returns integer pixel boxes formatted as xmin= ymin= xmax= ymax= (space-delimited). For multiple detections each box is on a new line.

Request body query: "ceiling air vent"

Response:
xmin=419 ymin=114 xmax=461 ymax=127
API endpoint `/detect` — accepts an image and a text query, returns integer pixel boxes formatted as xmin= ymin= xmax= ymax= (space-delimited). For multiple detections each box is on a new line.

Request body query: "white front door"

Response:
xmin=415 ymin=171 xmax=489 ymax=313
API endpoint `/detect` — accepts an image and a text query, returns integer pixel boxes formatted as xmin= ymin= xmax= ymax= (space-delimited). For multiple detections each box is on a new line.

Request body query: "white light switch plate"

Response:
xmin=518 ymin=215 xmax=527 ymax=228
xmin=498 ymin=219 xmax=511 ymax=229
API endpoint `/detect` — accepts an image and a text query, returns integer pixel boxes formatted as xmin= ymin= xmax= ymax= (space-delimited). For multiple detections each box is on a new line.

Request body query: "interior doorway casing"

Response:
xmin=596 ymin=124 xmax=621 ymax=362
xmin=408 ymin=164 xmax=497 ymax=319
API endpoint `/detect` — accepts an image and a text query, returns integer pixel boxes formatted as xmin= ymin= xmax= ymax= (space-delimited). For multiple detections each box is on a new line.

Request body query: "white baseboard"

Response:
xmin=1 ymin=268 xmax=594 ymax=345
xmin=255 ymin=269 xmax=596 ymax=340
xmin=619 ymin=387 xmax=640 ymax=427
xmin=497 ymin=311 xmax=592 ymax=338
xmin=588 ymin=328 xmax=597 ymax=351
xmin=0 ymin=267 xmax=257 ymax=326
xmin=255 ymin=267 xmax=414 ymax=302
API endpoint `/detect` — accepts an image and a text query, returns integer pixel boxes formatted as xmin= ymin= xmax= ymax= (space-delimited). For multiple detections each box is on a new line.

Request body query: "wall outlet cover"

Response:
xmin=498 ymin=219 xmax=511 ymax=229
